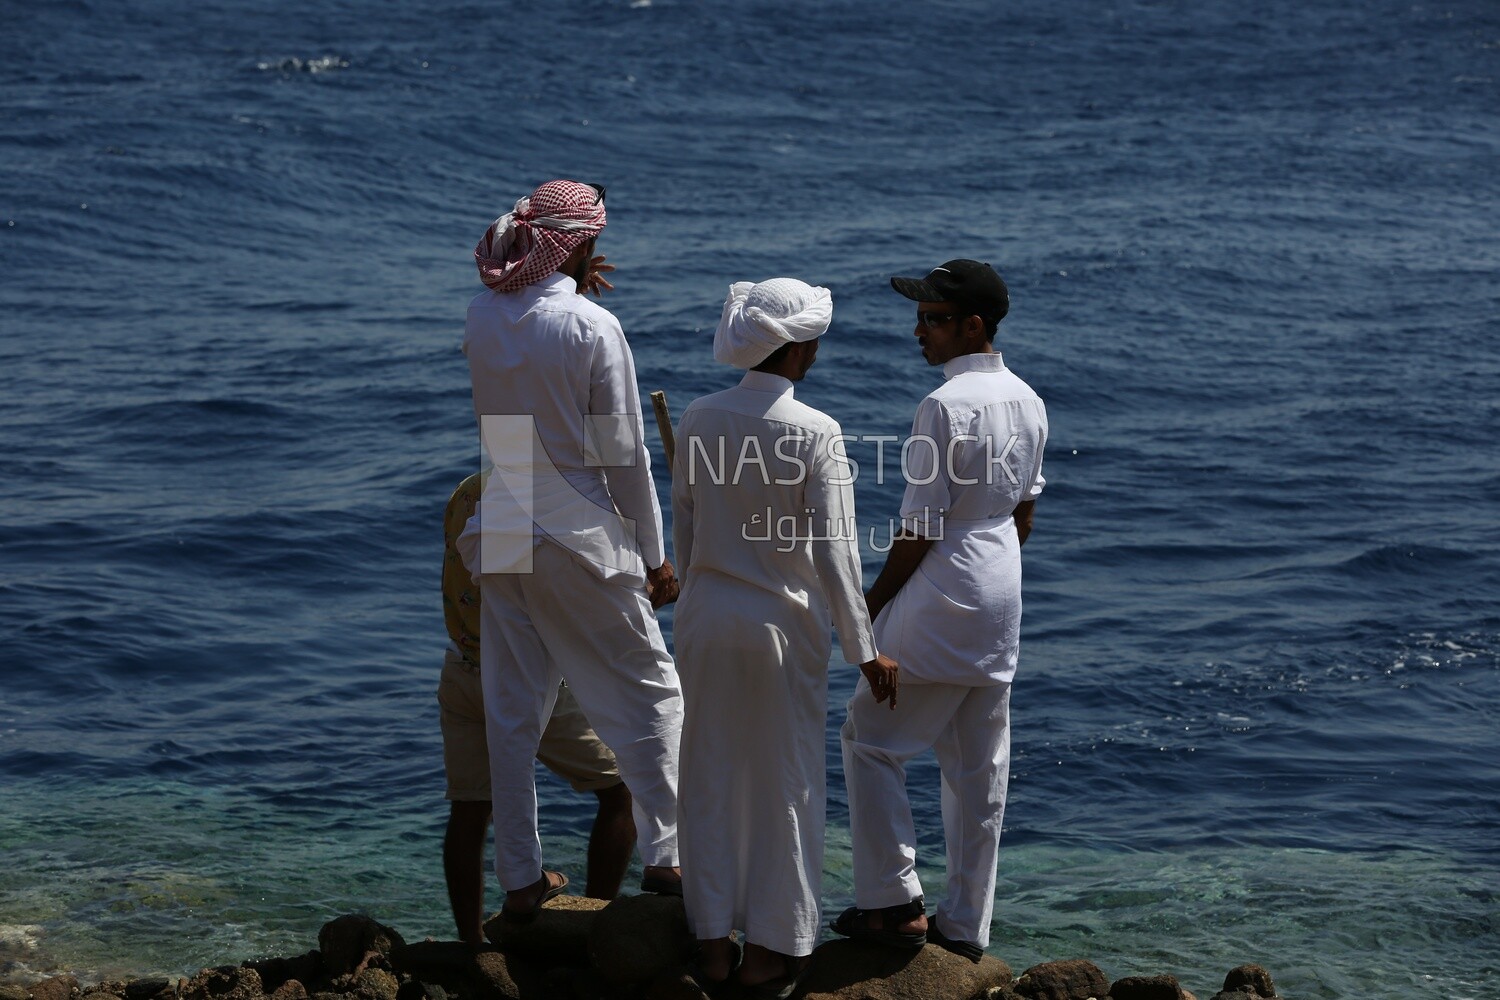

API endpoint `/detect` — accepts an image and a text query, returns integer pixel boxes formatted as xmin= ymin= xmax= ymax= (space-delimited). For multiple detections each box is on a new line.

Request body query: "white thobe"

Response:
xmin=672 ymin=370 xmax=877 ymax=957
xmin=842 ymin=350 xmax=1046 ymax=948
xmin=458 ymin=271 xmax=683 ymax=891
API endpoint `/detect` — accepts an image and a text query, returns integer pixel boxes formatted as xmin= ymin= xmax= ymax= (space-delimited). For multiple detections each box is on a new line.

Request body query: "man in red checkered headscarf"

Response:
xmin=457 ymin=179 xmax=686 ymax=922
xmin=474 ymin=179 xmax=609 ymax=293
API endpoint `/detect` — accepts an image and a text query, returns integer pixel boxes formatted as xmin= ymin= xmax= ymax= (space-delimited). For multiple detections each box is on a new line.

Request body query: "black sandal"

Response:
xmin=687 ymin=939 xmax=741 ymax=998
xmin=927 ymin=921 xmax=984 ymax=963
xmin=828 ymin=895 xmax=926 ymax=949
xmin=640 ymin=871 xmax=684 ymax=896
xmin=499 ymin=870 xmax=568 ymax=924
xmin=741 ymin=951 xmax=807 ymax=1000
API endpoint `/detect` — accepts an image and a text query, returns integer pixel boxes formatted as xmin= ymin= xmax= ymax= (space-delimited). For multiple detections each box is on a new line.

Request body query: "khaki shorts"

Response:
xmin=438 ymin=649 xmax=622 ymax=800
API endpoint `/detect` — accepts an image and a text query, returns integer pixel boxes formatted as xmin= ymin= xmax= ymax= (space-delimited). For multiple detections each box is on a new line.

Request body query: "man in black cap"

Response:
xmin=832 ymin=260 xmax=1048 ymax=961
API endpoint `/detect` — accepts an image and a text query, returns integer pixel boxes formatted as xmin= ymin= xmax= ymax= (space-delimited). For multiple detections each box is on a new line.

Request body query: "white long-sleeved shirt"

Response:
xmin=459 ymin=271 xmax=664 ymax=584
xmin=672 ymin=370 xmax=877 ymax=665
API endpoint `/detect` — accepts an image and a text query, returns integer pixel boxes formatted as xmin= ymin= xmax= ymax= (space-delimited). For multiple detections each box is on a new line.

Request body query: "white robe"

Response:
xmin=672 ymin=370 xmax=877 ymax=956
xmin=459 ymin=270 xmax=682 ymax=890
xmin=841 ymin=350 xmax=1047 ymax=948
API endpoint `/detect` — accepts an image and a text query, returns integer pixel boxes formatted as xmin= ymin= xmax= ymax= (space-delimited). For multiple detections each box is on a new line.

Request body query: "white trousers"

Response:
xmin=676 ymin=573 xmax=832 ymax=957
xmin=479 ymin=540 xmax=683 ymax=891
xmin=840 ymin=677 xmax=1011 ymax=948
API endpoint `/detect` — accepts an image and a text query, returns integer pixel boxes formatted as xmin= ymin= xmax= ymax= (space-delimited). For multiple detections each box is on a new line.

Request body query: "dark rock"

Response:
xmin=347 ymin=970 xmax=399 ymax=1000
xmin=540 ymin=966 xmax=610 ymax=1000
xmin=642 ymin=967 xmax=708 ymax=1000
xmin=797 ymin=938 xmax=1012 ymax=1000
xmin=467 ymin=953 xmax=516 ymax=1000
xmin=0 ymin=985 xmax=30 ymax=1000
xmin=269 ymin=982 xmax=308 ymax=1000
xmin=1221 ymin=966 xmax=1276 ymax=999
xmin=319 ymin=917 xmax=406 ymax=978
xmin=1110 ymin=975 xmax=1187 ymax=1000
xmin=587 ymin=895 xmax=692 ymax=987
xmin=389 ymin=942 xmax=476 ymax=987
xmin=32 ymin=976 xmax=80 ymax=1000
xmin=1013 ymin=959 xmax=1110 ymax=1000
xmin=124 ymin=979 xmax=173 ymax=1000
xmin=483 ymin=895 xmax=607 ymax=968
xmin=980 ymin=988 xmax=1027 ymax=1000
xmin=246 ymin=952 xmax=324 ymax=994
xmin=468 ymin=952 xmax=545 ymax=1000
xmin=180 ymin=966 xmax=263 ymax=1000
xmin=83 ymin=980 xmax=129 ymax=1000
xmin=324 ymin=970 xmax=398 ymax=1000
xmin=392 ymin=982 xmax=434 ymax=1000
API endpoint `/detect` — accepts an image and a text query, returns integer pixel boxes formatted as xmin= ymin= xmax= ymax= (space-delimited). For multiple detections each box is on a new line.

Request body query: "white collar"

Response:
xmin=738 ymin=370 xmax=795 ymax=396
xmin=530 ymin=271 xmax=578 ymax=296
xmin=942 ymin=351 xmax=1006 ymax=380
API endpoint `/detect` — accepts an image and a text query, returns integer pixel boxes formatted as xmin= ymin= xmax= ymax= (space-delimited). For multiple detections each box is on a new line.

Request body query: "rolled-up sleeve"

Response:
xmin=898 ymin=397 xmax=951 ymax=539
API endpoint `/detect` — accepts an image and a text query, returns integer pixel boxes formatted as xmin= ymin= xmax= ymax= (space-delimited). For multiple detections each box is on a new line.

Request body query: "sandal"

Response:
xmin=741 ymin=952 xmax=807 ymax=1000
xmin=927 ymin=921 xmax=984 ymax=963
xmin=687 ymin=939 xmax=741 ymax=998
xmin=829 ymin=895 xmax=926 ymax=949
xmin=640 ymin=871 xmax=684 ymax=897
xmin=499 ymin=870 xmax=568 ymax=924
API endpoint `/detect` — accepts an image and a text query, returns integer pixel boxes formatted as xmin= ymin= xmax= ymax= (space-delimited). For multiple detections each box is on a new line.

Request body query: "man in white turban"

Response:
xmin=672 ymin=278 xmax=899 ymax=996
xmin=457 ymin=179 xmax=685 ymax=920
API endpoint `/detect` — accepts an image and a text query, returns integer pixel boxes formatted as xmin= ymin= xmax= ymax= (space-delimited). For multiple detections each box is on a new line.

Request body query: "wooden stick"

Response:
xmin=650 ymin=390 xmax=675 ymax=471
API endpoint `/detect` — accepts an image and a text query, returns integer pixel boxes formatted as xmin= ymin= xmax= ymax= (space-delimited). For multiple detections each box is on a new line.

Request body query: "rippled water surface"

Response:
xmin=3 ymin=1 xmax=1498 ymax=996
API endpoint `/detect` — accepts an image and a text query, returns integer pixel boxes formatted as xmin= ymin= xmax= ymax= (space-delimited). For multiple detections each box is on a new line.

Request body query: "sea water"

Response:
xmin=2 ymin=1 xmax=1498 ymax=997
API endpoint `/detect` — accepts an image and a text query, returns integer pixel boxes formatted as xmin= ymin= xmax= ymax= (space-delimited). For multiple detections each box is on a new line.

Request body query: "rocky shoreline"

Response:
xmin=1 ymin=898 xmax=1284 ymax=1000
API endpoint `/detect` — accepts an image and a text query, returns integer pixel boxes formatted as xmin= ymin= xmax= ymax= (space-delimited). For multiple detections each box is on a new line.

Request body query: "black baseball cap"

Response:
xmin=890 ymin=259 xmax=1010 ymax=322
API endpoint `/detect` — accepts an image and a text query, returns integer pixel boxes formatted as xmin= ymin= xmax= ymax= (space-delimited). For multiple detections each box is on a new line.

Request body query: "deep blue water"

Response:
xmin=2 ymin=1 xmax=1498 ymax=996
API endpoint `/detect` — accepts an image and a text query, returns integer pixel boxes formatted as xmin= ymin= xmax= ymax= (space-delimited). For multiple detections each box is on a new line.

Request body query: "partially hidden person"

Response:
xmin=439 ymin=472 xmax=636 ymax=946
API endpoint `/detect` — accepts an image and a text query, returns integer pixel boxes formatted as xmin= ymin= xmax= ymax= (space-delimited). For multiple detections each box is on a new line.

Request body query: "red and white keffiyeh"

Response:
xmin=474 ymin=180 xmax=607 ymax=292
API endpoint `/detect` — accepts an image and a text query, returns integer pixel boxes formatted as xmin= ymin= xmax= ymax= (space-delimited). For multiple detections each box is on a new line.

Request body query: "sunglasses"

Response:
xmin=918 ymin=310 xmax=969 ymax=331
xmin=587 ymin=183 xmax=606 ymax=205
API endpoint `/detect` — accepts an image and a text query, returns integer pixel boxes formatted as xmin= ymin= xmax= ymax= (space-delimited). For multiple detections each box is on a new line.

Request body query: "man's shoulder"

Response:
xmin=776 ymin=396 xmax=842 ymax=436
xmin=535 ymin=286 xmax=621 ymax=330
xmin=682 ymin=387 xmax=735 ymax=416
xmin=932 ymin=367 xmax=1043 ymax=407
xmin=684 ymin=387 xmax=841 ymax=437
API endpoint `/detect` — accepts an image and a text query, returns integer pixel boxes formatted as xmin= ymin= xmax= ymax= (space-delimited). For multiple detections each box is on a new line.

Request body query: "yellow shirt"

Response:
xmin=443 ymin=473 xmax=483 ymax=667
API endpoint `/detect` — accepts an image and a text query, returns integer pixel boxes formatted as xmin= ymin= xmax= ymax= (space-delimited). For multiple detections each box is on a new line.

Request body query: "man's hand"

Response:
xmin=1013 ymin=499 xmax=1035 ymax=546
xmin=583 ymin=255 xmax=615 ymax=298
xmin=859 ymin=653 xmax=899 ymax=709
xmin=646 ymin=558 xmax=679 ymax=610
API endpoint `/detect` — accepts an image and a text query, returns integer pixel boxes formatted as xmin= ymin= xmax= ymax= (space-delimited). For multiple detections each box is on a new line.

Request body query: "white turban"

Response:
xmin=712 ymin=277 xmax=833 ymax=369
